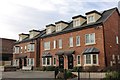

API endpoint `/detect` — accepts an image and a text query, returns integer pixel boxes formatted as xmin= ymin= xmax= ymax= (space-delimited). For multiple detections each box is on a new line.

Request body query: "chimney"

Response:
xmin=72 ymin=15 xmax=86 ymax=27
xmin=55 ymin=21 xmax=68 ymax=32
xmin=85 ymin=10 xmax=101 ymax=24
xmin=46 ymin=24 xmax=55 ymax=34
xmin=19 ymin=33 xmax=29 ymax=41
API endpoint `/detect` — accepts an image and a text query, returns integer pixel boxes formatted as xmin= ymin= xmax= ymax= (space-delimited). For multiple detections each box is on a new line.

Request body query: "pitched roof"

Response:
xmin=41 ymin=7 xmax=118 ymax=38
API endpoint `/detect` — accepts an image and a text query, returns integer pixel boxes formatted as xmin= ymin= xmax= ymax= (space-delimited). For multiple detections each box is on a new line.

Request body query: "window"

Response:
xmin=13 ymin=59 xmax=19 ymax=66
xmin=112 ymin=54 xmax=115 ymax=60
xmin=47 ymin=28 xmax=51 ymax=34
xmin=58 ymin=39 xmax=62 ymax=49
xmin=27 ymin=44 xmax=35 ymax=52
xmin=88 ymin=16 xmax=94 ymax=22
xmin=76 ymin=36 xmax=80 ymax=46
xmin=85 ymin=33 xmax=95 ymax=45
xmin=56 ymin=24 xmax=61 ymax=32
xmin=84 ymin=54 xmax=98 ymax=65
xmin=42 ymin=58 xmax=51 ymax=66
xmin=53 ymin=57 xmax=56 ymax=65
xmin=69 ymin=37 xmax=73 ymax=47
xmin=77 ymin=55 xmax=81 ymax=65
xmin=14 ymin=46 xmax=20 ymax=53
xmin=42 ymin=58 xmax=46 ymax=65
xmin=44 ymin=42 xmax=50 ymax=50
xmin=53 ymin=40 xmax=56 ymax=49
xmin=25 ymin=46 xmax=27 ymax=52
xmin=116 ymin=36 xmax=119 ymax=44
xmin=118 ymin=55 xmax=120 ymax=60
xmin=20 ymin=47 xmax=23 ymax=53
xmin=73 ymin=19 xmax=80 ymax=27
xmin=86 ymin=55 xmax=91 ymax=64
xmin=27 ymin=58 xmax=34 ymax=66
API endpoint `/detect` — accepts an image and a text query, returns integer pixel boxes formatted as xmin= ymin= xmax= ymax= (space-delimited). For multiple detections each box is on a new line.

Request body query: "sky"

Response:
xmin=0 ymin=0 xmax=119 ymax=40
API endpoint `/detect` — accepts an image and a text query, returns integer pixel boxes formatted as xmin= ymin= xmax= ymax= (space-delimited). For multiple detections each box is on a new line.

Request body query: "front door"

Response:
xmin=24 ymin=58 xmax=27 ymax=66
xmin=19 ymin=58 xmax=22 ymax=68
xmin=68 ymin=55 xmax=73 ymax=69
xmin=59 ymin=56 xmax=64 ymax=69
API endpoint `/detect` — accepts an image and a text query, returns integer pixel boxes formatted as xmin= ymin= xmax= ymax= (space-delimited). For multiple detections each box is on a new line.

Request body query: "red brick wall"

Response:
xmin=13 ymin=40 xmax=38 ymax=67
xmin=40 ymin=26 xmax=106 ymax=69
xmin=103 ymin=9 xmax=120 ymax=67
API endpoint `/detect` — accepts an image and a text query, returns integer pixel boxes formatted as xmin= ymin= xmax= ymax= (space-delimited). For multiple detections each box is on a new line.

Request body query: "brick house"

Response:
xmin=40 ymin=7 xmax=120 ymax=71
xmin=13 ymin=30 xmax=45 ymax=68
xmin=0 ymin=38 xmax=16 ymax=66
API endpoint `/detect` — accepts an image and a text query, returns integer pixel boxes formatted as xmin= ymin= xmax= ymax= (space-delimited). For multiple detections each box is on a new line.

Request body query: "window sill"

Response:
xmin=76 ymin=64 xmax=81 ymax=66
xmin=83 ymin=64 xmax=99 ymax=66
xmin=85 ymin=43 xmax=96 ymax=46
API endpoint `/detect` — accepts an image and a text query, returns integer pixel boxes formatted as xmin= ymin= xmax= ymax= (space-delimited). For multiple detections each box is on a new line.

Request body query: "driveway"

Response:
xmin=1 ymin=71 xmax=54 ymax=80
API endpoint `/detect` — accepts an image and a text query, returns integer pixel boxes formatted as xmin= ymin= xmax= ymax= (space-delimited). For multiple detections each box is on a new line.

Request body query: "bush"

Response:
xmin=72 ymin=66 xmax=83 ymax=72
xmin=103 ymin=71 xmax=120 ymax=80
xmin=45 ymin=66 xmax=55 ymax=71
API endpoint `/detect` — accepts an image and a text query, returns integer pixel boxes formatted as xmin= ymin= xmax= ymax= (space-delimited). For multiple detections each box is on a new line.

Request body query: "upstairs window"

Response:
xmin=69 ymin=37 xmax=73 ymax=47
xmin=53 ymin=40 xmax=56 ymax=49
xmin=56 ymin=24 xmax=62 ymax=32
xmin=27 ymin=44 xmax=35 ymax=52
xmin=73 ymin=20 xmax=80 ymax=27
xmin=116 ymin=36 xmax=119 ymax=44
xmin=85 ymin=33 xmax=95 ymax=45
xmin=47 ymin=28 xmax=51 ymax=34
xmin=76 ymin=36 xmax=80 ymax=46
xmin=88 ymin=16 xmax=94 ymax=22
xmin=58 ymin=39 xmax=62 ymax=49
xmin=44 ymin=42 xmax=50 ymax=50
xmin=14 ymin=46 xmax=20 ymax=53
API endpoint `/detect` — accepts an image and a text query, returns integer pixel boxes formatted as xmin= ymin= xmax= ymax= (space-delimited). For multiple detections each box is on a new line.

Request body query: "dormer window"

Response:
xmin=72 ymin=15 xmax=86 ymax=27
xmin=29 ymin=30 xmax=40 ymax=38
xmin=86 ymin=10 xmax=101 ymax=24
xmin=73 ymin=19 xmax=80 ymax=27
xmin=56 ymin=24 xmax=62 ymax=32
xmin=55 ymin=21 xmax=68 ymax=32
xmin=88 ymin=16 xmax=94 ymax=22
xmin=46 ymin=24 xmax=55 ymax=34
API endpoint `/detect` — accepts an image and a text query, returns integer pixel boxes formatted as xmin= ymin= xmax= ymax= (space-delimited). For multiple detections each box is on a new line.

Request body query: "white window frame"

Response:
xmin=13 ymin=59 xmax=19 ymax=66
xmin=84 ymin=54 xmax=98 ymax=66
xmin=69 ymin=37 xmax=73 ymax=47
xmin=14 ymin=46 xmax=20 ymax=54
xmin=85 ymin=33 xmax=95 ymax=45
xmin=88 ymin=15 xmax=94 ymax=23
xmin=77 ymin=55 xmax=81 ymax=66
xmin=44 ymin=41 xmax=50 ymax=50
xmin=116 ymin=36 xmax=119 ymax=44
xmin=56 ymin=24 xmax=62 ymax=32
xmin=53 ymin=40 xmax=56 ymax=49
xmin=42 ymin=57 xmax=52 ymax=66
xmin=27 ymin=58 xmax=34 ymax=66
xmin=118 ymin=55 xmax=120 ymax=60
xmin=112 ymin=54 xmax=115 ymax=60
xmin=21 ymin=47 xmax=23 ymax=53
xmin=58 ymin=39 xmax=62 ymax=49
xmin=27 ymin=44 xmax=35 ymax=52
xmin=76 ymin=36 xmax=80 ymax=46
xmin=73 ymin=19 xmax=80 ymax=27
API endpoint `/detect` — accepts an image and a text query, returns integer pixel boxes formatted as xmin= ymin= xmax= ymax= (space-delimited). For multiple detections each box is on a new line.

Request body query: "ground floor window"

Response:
xmin=27 ymin=58 xmax=34 ymax=66
xmin=42 ymin=57 xmax=51 ymax=66
xmin=53 ymin=57 xmax=56 ymax=65
xmin=13 ymin=59 xmax=19 ymax=66
xmin=77 ymin=55 xmax=81 ymax=65
xmin=84 ymin=54 xmax=98 ymax=65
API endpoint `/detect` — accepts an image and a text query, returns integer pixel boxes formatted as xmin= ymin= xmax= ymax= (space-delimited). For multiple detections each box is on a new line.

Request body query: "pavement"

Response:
xmin=1 ymin=71 xmax=55 ymax=80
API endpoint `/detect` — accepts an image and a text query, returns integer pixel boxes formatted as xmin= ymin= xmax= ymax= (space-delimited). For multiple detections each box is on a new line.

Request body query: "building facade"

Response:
xmin=40 ymin=8 xmax=120 ymax=71
xmin=13 ymin=7 xmax=120 ymax=71
xmin=13 ymin=30 xmax=45 ymax=68
xmin=0 ymin=38 xmax=16 ymax=66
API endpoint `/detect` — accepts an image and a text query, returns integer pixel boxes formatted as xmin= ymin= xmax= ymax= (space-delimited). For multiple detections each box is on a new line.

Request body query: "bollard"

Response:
xmin=78 ymin=67 xmax=80 ymax=80
xmin=64 ymin=69 xmax=67 ymax=80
